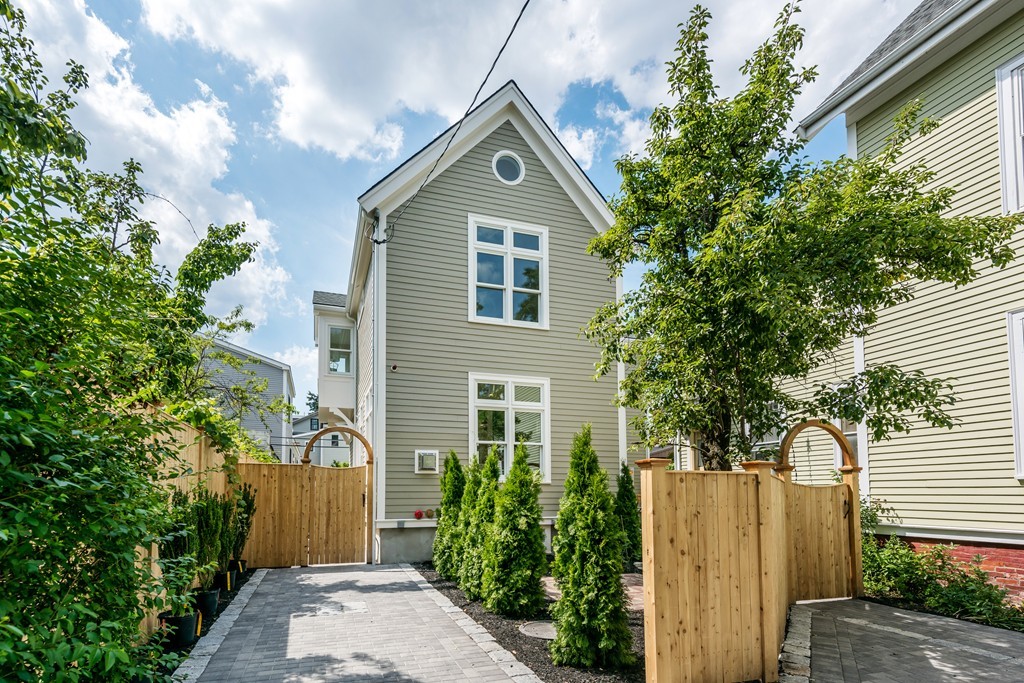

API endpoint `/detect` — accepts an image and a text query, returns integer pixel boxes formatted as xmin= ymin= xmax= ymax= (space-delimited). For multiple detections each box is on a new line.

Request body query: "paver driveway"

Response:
xmin=804 ymin=599 xmax=1024 ymax=682
xmin=192 ymin=564 xmax=531 ymax=683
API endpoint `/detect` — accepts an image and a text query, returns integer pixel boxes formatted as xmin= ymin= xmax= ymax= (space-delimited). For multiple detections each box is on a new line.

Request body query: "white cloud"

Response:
xmin=555 ymin=123 xmax=601 ymax=170
xmin=135 ymin=0 xmax=918 ymax=166
xmin=22 ymin=0 xmax=290 ymax=327
xmin=274 ymin=345 xmax=318 ymax=405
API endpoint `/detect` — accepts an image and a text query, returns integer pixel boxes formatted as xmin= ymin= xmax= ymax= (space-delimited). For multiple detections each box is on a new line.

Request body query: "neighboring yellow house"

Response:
xmin=796 ymin=0 xmax=1024 ymax=598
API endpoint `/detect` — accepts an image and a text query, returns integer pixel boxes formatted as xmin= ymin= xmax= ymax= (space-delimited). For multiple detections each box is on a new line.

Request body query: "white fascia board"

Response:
xmin=372 ymin=212 xmax=387 ymax=529
xmin=878 ymin=523 xmax=1024 ymax=548
xmin=345 ymin=208 xmax=375 ymax=316
xmin=211 ymin=338 xmax=291 ymax=372
xmin=358 ymin=83 xmax=613 ymax=231
xmin=798 ymin=0 xmax=1008 ymax=140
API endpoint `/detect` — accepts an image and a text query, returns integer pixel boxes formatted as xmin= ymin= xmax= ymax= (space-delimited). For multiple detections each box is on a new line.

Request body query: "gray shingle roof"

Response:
xmin=312 ymin=290 xmax=347 ymax=308
xmin=831 ymin=0 xmax=965 ymax=96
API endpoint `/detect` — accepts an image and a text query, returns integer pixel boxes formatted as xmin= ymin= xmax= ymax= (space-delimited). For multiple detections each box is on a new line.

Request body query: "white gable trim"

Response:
xmin=798 ymin=0 xmax=1011 ymax=139
xmin=358 ymin=82 xmax=613 ymax=230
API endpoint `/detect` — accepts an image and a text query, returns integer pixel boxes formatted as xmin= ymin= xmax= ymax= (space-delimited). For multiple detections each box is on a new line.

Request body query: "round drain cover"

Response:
xmin=518 ymin=620 xmax=556 ymax=640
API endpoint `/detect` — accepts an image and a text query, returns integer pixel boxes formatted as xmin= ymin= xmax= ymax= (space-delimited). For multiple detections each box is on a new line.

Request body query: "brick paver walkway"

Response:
xmin=805 ymin=599 xmax=1024 ymax=682
xmin=195 ymin=564 xmax=526 ymax=683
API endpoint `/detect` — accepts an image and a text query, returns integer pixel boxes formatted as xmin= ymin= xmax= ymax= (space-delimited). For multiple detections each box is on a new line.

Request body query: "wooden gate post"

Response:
xmin=637 ymin=458 xmax=672 ymax=683
xmin=839 ymin=464 xmax=864 ymax=597
xmin=299 ymin=457 xmax=312 ymax=567
xmin=741 ymin=460 xmax=785 ymax=683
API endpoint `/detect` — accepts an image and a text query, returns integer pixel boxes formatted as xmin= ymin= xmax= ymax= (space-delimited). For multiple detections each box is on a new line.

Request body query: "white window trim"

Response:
xmin=492 ymin=150 xmax=526 ymax=185
xmin=325 ymin=323 xmax=355 ymax=376
xmin=997 ymin=53 xmax=1024 ymax=215
xmin=468 ymin=372 xmax=551 ymax=484
xmin=414 ymin=449 xmax=440 ymax=475
xmin=467 ymin=214 xmax=549 ymax=330
xmin=1007 ymin=309 xmax=1024 ymax=480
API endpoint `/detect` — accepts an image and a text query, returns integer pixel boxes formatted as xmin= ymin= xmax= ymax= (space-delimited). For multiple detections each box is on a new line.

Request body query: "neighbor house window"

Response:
xmin=328 ymin=325 xmax=352 ymax=374
xmin=469 ymin=373 xmax=550 ymax=482
xmin=310 ymin=417 xmax=319 ymax=431
xmin=469 ymin=215 xmax=548 ymax=328
xmin=1008 ymin=309 xmax=1024 ymax=479
xmin=997 ymin=54 xmax=1024 ymax=214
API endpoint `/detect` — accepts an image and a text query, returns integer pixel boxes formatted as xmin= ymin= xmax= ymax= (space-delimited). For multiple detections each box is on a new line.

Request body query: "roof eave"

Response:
xmin=798 ymin=0 xmax=1001 ymax=140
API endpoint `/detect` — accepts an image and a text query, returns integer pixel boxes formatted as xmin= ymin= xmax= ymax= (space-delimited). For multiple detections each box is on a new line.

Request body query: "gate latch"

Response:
xmin=362 ymin=492 xmax=366 ymax=508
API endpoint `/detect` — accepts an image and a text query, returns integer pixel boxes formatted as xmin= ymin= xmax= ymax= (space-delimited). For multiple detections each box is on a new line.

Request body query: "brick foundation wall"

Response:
xmin=901 ymin=536 xmax=1024 ymax=602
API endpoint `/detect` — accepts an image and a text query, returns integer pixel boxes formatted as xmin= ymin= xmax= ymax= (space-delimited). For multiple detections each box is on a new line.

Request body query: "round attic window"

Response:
xmin=492 ymin=151 xmax=525 ymax=185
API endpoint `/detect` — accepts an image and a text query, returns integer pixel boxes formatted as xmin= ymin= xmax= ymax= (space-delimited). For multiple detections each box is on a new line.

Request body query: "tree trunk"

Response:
xmin=700 ymin=406 xmax=732 ymax=471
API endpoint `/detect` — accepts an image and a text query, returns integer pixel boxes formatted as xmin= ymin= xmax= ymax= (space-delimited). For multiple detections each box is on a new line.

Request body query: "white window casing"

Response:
xmin=468 ymin=214 xmax=549 ymax=329
xmin=997 ymin=53 xmax=1024 ymax=215
xmin=1007 ymin=309 xmax=1024 ymax=480
xmin=327 ymin=324 xmax=354 ymax=375
xmin=492 ymin=150 xmax=526 ymax=185
xmin=468 ymin=372 xmax=551 ymax=483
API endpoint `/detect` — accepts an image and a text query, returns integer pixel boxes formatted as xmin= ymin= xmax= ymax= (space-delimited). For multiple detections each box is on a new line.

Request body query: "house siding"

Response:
xmin=382 ymin=120 xmax=619 ymax=520
xmin=797 ymin=12 xmax=1024 ymax=535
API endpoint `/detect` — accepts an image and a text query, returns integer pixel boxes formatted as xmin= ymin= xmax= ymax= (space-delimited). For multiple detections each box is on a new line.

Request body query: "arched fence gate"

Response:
xmin=236 ymin=427 xmax=373 ymax=566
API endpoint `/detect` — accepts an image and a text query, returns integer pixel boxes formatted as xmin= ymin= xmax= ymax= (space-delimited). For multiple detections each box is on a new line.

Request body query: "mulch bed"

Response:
xmin=413 ymin=563 xmax=645 ymax=683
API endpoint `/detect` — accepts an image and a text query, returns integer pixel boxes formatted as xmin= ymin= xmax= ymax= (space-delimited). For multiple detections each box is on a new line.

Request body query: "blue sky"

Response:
xmin=20 ymin=0 xmax=916 ymax=402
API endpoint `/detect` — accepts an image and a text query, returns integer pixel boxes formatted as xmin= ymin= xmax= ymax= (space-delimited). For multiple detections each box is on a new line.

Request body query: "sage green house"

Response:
xmin=795 ymin=0 xmax=1024 ymax=587
xmin=342 ymin=81 xmax=625 ymax=563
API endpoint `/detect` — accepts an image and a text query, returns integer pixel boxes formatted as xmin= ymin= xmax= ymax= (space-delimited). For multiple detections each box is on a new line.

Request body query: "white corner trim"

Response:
xmin=616 ymin=275 xmax=627 ymax=467
xmin=373 ymin=212 xmax=388 ymax=542
xmin=467 ymin=371 xmax=552 ymax=484
xmin=997 ymin=53 xmax=1024 ymax=216
xmin=467 ymin=214 xmax=550 ymax=330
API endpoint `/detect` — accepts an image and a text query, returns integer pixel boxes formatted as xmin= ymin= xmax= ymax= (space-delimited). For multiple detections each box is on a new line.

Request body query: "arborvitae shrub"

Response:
xmin=550 ymin=430 xmax=634 ymax=669
xmin=432 ymin=450 xmax=465 ymax=579
xmin=192 ymin=488 xmax=223 ymax=590
xmin=452 ymin=457 xmax=480 ymax=579
xmin=459 ymin=448 xmax=501 ymax=601
xmin=615 ymin=462 xmax=642 ymax=568
xmin=482 ymin=444 xmax=546 ymax=617
xmin=553 ymin=424 xmax=601 ymax=581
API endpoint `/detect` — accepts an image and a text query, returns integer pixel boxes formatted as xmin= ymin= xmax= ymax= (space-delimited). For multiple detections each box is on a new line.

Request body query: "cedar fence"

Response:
xmin=638 ymin=420 xmax=862 ymax=683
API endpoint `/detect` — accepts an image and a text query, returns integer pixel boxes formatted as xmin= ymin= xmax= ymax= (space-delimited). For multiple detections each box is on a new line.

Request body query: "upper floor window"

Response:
xmin=492 ymin=150 xmax=525 ymax=185
xmin=469 ymin=373 xmax=550 ymax=482
xmin=328 ymin=325 xmax=352 ymax=374
xmin=1007 ymin=309 xmax=1024 ymax=479
xmin=997 ymin=54 xmax=1024 ymax=214
xmin=468 ymin=215 xmax=548 ymax=329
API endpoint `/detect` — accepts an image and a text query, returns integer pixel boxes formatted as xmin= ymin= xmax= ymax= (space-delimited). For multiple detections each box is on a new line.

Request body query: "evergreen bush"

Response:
xmin=615 ymin=462 xmax=642 ymax=568
xmin=482 ymin=444 xmax=547 ymax=617
xmin=192 ymin=488 xmax=224 ymax=590
xmin=459 ymin=448 xmax=501 ymax=601
xmin=550 ymin=429 xmax=634 ymax=669
xmin=452 ymin=456 xmax=480 ymax=580
xmin=232 ymin=483 xmax=257 ymax=562
xmin=432 ymin=450 xmax=465 ymax=579
xmin=553 ymin=424 xmax=601 ymax=581
xmin=218 ymin=492 xmax=236 ymax=574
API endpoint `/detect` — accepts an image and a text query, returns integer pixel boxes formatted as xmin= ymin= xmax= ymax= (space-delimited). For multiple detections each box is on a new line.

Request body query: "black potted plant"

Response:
xmin=157 ymin=489 xmax=200 ymax=649
xmin=230 ymin=483 xmax=256 ymax=574
xmin=191 ymin=487 xmax=223 ymax=626
xmin=216 ymin=492 xmax=237 ymax=591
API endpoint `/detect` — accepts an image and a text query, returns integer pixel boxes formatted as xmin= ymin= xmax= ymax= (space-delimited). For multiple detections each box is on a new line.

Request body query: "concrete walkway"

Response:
xmin=192 ymin=564 xmax=534 ymax=683
xmin=798 ymin=599 xmax=1024 ymax=682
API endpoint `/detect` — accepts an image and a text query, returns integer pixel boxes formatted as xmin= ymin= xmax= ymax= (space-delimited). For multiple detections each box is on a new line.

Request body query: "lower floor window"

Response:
xmin=470 ymin=373 xmax=550 ymax=481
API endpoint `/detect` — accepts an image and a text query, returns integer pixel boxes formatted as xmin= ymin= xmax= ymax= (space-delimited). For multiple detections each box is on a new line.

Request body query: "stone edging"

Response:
xmin=172 ymin=568 xmax=270 ymax=682
xmin=779 ymin=603 xmax=812 ymax=682
xmin=399 ymin=563 xmax=543 ymax=683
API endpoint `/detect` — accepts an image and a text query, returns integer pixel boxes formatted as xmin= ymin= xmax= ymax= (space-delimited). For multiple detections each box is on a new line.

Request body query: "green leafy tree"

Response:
xmin=615 ymin=462 xmax=642 ymax=568
xmin=482 ymin=444 xmax=547 ymax=617
xmin=586 ymin=3 xmax=1021 ymax=470
xmin=550 ymin=468 xmax=634 ymax=668
xmin=432 ymin=450 xmax=466 ymax=579
xmin=452 ymin=456 xmax=480 ymax=580
xmin=306 ymin=391 xmax=319 ymax=413
xmin=458 ymin=449 xmax=501 ymax=601
xmin=552 ymin=424 xmax=601 ymax=581
xmin=0 ymin=3 xmax=255 ymax=679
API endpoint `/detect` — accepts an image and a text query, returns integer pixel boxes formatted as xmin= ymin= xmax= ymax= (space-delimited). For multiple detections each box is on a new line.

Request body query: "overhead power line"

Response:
xmin=372 ymin=0 xmax=532 ymax=245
